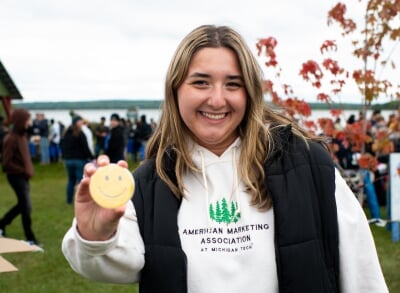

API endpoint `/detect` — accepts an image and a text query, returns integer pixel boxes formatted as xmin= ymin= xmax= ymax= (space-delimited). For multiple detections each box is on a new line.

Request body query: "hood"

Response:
xmin=11 ymin=108 xmax=30 ymax=135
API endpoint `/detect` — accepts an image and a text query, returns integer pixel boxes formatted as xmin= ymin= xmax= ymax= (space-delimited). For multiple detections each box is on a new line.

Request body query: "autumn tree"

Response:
xmin=327 ymin=0 xmax=400 ymax=155
xmin=257 ymin=0 xmax=400 ymax=164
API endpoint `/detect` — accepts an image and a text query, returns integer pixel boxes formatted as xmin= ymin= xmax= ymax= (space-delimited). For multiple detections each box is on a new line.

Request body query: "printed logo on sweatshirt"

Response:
xmin=209 ymin=198 xmax=241 ymax=224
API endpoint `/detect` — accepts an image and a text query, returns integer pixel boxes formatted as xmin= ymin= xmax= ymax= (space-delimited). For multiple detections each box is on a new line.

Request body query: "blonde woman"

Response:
xmin=62 ymin=25 xmax=387 ymax=293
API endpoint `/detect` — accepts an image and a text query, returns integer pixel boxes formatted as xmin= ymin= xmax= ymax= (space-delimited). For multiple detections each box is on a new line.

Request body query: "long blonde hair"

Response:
xmin=146 ymin=25 xmax=313 ymax=209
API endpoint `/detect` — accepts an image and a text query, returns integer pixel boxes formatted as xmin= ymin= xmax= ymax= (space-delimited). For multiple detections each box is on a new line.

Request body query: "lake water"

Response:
xmin=32 ymin=107 xmax=395 ymax=129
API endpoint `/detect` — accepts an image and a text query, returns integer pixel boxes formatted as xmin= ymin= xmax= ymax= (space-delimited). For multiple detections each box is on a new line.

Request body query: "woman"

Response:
xmin=60 ymin=116 xmax=93 ymax=204
xmin=62 ymin=25 xmax=387 ymax=292
xmin=0 ymin=108 xmax=40 ymax=245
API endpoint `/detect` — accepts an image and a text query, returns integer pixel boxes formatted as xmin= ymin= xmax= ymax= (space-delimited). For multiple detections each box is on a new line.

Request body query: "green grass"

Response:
xmin=0 ymin=161 xmax=139 ymax=292
xmin=369 ymin=214 xmax=400 ymax=291
xmin=0 ymin=161 xmax=398 ymax=292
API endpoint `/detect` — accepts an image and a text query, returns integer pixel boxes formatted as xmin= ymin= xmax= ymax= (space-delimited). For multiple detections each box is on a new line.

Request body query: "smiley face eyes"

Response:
xmin=90 ymin=164 xmax=135 ymax=208
xmin=104 ymin=175 xmax=123 ymax=181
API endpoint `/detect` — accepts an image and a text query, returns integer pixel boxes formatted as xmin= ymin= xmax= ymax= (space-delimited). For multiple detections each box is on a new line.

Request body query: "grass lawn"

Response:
xmin=0 ymin=160 xmax=398 ymax=292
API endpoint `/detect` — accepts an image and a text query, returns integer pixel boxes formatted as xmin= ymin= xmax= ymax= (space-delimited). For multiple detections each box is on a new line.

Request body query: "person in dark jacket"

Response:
xmin=105 ymin=113 xmax=125 ymax=163
xmin=94 ymin=116 xmax=109 ymax=158
xmin=62 ymin=25 xmax=387 ymax=292
xmin=61 ymin=116 xmax=93 ymax=204
xmin=0 ymin=109 xmax=41 ymax=245
xmin=134 ymin=115 xmax=153 ymax=161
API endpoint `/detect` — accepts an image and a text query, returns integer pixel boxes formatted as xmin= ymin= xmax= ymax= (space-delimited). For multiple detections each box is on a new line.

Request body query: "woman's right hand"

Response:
xmin=74 ymin=155 xmax=128 ymax=241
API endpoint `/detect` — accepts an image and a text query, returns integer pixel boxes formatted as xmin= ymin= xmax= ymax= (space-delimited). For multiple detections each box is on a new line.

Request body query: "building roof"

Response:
xmin=0 ymin=60 xmax=23 ymax=100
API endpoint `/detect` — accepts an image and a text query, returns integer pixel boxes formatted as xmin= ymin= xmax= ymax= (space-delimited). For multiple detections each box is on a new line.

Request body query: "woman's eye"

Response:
xmin=226 ymin=82 xmax=242 ymax=89
xmin=192 ymin=80 xmax=209 ymax=87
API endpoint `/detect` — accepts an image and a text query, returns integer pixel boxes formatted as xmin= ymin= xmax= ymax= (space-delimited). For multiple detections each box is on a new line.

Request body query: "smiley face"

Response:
xmin=89 ymin=164 xmax=135 ymax=208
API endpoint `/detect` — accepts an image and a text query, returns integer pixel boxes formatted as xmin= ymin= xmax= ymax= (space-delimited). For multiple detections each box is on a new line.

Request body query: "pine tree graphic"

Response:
xmin=209 ymin=197 xmax=241 ymax=224
xmin=215 ymin=201 xmax=222 ymax=223
xmin=209 ymin=204 xmax=215 ymax=221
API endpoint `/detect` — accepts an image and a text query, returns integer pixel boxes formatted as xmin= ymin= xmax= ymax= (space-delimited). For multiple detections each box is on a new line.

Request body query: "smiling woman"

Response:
xmin=62 ymin=24 xmax=388 ymax=293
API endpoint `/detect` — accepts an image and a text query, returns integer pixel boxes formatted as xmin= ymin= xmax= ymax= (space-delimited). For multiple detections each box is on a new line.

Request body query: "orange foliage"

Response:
xmin=329 ymin=108 xmax=343 ymax=117
xmin=258 ymin=1 xmax=400 ymax=171
xmin=318 ymin=118 xmax=335 ymax=136
xmin=357 ymin=153 xmax=378 ymax=171
xmin=327 ymin=3 xmax=356 ymax=34
xmin=279 ymin=98 xmax=312 ymax=118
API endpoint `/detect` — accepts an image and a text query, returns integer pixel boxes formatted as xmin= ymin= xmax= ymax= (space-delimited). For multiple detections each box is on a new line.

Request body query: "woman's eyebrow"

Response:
xmin=188 ymin=72 xmax=210 ymax=78
xmin=188 ymin=72 xmax=243 ymax=80
xmin=227 ymin=74 xmax=243 ymax=80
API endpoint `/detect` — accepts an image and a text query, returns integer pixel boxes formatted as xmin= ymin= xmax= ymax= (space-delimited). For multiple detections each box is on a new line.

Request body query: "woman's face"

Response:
xmin=177 ymin=47 xmax=247 ymax=155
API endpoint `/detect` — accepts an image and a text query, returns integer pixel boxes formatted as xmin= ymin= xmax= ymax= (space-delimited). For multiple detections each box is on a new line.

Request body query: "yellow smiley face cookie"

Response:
xmin=89 ymin=164 xmax=135 ymax=208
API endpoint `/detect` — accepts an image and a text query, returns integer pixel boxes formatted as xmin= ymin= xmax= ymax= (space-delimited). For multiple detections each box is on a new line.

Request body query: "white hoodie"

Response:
xmin=62 ymin=138 xmax=388 ymax=292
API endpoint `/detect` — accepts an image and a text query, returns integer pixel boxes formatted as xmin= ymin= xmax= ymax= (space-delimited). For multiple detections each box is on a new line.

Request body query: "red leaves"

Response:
xmin=299 ymin=60 xmax=323 ymax=88
xmin=345 ymin=121 xmax=372 ymax=152
xmin=318 ymin=118 xmax=335 ymax=136
xmin=279 ymin=98 xmax=312 ymax=117
xmin=322 ymin=58 xmax=344 ymax=75
xmin=327 ymin=3 xmax=356 ymax=34
xmin=317 ymin=93 xmax=331 ymax=103
xmin=329 ymin=108 xmax=343 ymax=117
xmin=256 ymin=37 xmax=278 ymax=67
xmin=320 ymin=40 xmax=337 ymax=54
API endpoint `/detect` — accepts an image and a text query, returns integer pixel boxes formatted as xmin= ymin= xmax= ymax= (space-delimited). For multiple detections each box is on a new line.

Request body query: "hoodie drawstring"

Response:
xmin=200 ymin=150 xmax=212 ymax=226
xmin=232 ymin=147 xmax=241 ymax=217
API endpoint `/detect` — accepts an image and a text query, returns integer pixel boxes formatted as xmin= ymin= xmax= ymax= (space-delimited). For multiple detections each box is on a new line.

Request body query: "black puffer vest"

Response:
xmin=132 ymin=127 xmax=339 ymax=293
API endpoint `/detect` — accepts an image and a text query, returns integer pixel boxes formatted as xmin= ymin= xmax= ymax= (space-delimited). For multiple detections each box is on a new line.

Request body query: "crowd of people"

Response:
xmin=322 ymin=108 xmax=400 ymax=209
xmin=4 ymin=112 xmax=156 ymax=166
xmin=329 ymin=108 xmax=400 ymax=170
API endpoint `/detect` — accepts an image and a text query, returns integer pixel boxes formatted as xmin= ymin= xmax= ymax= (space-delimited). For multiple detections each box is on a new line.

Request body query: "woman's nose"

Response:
xmin=207 ymin=85 xmax=226 ymax=108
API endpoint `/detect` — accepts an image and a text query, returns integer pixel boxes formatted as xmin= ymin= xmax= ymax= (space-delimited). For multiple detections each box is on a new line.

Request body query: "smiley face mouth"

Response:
xmin=96 ymin=186 xmax=128 ymax=198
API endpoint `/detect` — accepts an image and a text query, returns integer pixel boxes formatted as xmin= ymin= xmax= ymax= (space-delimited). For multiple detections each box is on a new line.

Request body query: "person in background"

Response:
xmin=127 ymin=120 xmax=136 ymax=162
xmin=389 ymin=117 xmax=400 ymax=152
xmin=60 ymin=116 xmax=93 ymax=204
xmin=333 ymin=117 xmax=343 ymax=131
xmin=0 ymin=116 xmax=8 ymax=161
xmin=49 ymin=118 xmax=61 ymax=162
xmin=370 ymin=109 xmax=382 ymax=127
xmin=105 ymin=113 xmax=125 ymax=163
xmin=0 ymin=109 xmax=41 ymax=246
xmin=28 ymin=114 xmax=41 ymax=160
xmin=81 ymin=118 xmax=95 ymax=157
xmin=62 ymin=25 xmax=387 ymax=292
xmin=94 ymin=116 xmax=109 ymax=158
xmin=135 ymin=114 xmax=152 ymax=161
xmin=150 ymin=118 xmax=157 ymax=133
xmin=121 ymin=118 xmax=132 ymax=161
xmin=37 ymin=113 xmax=50 ymax=165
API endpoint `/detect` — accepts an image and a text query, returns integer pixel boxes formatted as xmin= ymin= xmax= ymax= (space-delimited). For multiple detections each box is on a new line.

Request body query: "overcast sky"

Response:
xmin=0 ymin=0 xmax=375 ymax=103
